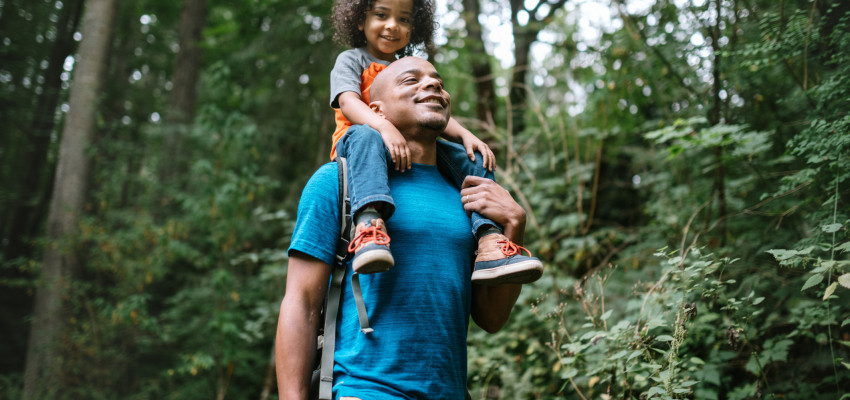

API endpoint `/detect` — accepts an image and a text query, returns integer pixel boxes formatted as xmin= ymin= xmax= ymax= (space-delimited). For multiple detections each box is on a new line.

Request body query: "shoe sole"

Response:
xmin=352 ymin=251 xmax=395 ymax=274
xmin=471 ymin=260 xmax=543 ymax=285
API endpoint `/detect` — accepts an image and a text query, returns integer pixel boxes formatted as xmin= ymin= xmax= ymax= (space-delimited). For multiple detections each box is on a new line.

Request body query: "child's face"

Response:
xmin=359 ymin=0 xmax=413 ymax=62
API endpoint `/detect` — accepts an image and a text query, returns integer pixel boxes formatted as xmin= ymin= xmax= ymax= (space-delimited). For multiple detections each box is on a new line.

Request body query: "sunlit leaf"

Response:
xmin=802 ymin=274 xmax=824 ymax=291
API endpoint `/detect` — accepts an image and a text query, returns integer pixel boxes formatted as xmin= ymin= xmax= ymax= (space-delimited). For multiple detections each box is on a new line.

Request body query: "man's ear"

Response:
xmin=370 ymin=101 xmax=385 ymax=117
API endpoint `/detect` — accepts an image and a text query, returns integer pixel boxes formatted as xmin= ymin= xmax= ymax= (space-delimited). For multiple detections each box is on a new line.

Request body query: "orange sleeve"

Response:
xmin=329 ymin=62 xmax=388 ymax=160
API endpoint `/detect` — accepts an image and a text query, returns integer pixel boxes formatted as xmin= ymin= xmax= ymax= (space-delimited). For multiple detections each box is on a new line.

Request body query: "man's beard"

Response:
xmin=419 ymin=116 xmax=448 ymax=131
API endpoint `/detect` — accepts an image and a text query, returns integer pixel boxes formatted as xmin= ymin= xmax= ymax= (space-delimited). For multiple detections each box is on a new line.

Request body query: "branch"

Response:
xmin=740 ymin=0 xmax=816 ymax=106
xmin=613 ymin=0 xmax=700 ymax=99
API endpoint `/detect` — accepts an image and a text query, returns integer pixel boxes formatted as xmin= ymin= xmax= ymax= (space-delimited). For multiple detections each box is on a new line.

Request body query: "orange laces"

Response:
xmin=497 ymin=240 xmax=532 ymax=257
xmin=347 ymin=224 xmax=391 ymax=253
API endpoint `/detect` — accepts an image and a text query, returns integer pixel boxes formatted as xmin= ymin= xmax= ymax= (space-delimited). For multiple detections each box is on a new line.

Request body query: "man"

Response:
xmin=276 ymin=57 xmax=531 ymax=399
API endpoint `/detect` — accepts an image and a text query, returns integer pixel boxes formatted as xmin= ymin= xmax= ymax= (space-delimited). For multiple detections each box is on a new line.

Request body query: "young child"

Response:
xmin=329 ymin=0 xmax=542 ymax=285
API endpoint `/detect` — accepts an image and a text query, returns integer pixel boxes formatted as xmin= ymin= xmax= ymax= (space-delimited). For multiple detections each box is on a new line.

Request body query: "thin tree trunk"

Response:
xmin=509 ymin=31 xmax=534 ymax=134
xmin=710 ymin=0 xmax=727 ymax=244
xmin=507 ymin=0 xmax=567 ymax=135
xmin=5 ymin=0 xmax=84 ymax=262
xmin=23 ymin=0 xmax=118 ymax=397
xmin=462 ymin=0 xmax=497 ymax=127
xmin=169 ymin=0 xmax=206 ymax=123
xmin=162 ymin=0 xmax=207 ymax=180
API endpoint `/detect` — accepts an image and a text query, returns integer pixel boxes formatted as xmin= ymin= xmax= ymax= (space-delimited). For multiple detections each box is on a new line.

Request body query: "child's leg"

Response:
xmin=435 ymin=139 xmax=543 ymax=285
xmin=434 ymin=140 xmax=500 ymax=237
xmin=337 ymin=124 xmax=396 ymax=221
xmin=337 ymin=124 xmax=395 ymax=274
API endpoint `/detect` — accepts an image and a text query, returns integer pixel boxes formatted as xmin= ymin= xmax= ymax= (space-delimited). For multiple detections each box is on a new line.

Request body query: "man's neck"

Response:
xmin=407 ymin=140 xmax=438 ymax=165
xmin=400 ymin=126 xmax=443 ymax=165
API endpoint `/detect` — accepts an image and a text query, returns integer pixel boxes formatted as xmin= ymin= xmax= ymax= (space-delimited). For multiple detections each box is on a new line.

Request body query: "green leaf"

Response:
xmin=767 ymin=249 xmax=797 ymax=261
xmin=838 ymin=273 xmax=850 ymax=289
xmin=648 ymin=386 xmax=666 ymax=398
xmin=842 ymin=362 xmax=850 ymax=371
xmin=822 ymin=223 xmax=843 ymax=233
xmin=601 ymin=309 xmax=613 ymax=321
xmin=836 ymin=241 xmax=850 ymax=253
xmin=752 ymin=297 xmax=765 ymax=305
xmin=824 ymin=282 xmax=839 ymax=300
xmin=610 ymin=350 xmax=629 ymax=360
xmin=802 ymin=274 xmax=824 ymax=291
xmin=656 ymin=335 xmax=675 ymax=342
xmin=811 ymin=265 xmax=830 ymax=274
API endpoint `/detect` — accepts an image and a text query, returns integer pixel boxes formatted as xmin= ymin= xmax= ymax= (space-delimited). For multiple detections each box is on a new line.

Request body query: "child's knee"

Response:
xmin=348 ymin=124 xmax=383 ymax=145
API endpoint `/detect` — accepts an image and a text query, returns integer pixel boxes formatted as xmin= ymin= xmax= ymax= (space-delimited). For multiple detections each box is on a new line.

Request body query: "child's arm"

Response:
xmin=441 ymin=117 xmax=496 ymax=171
xmin=338 ymin=91 xmax=411 ymax=171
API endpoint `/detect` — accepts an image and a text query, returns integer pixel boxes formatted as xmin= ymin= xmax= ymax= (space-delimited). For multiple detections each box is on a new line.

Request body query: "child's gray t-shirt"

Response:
xmin=329 ymin=48 xmax=392 ymax=109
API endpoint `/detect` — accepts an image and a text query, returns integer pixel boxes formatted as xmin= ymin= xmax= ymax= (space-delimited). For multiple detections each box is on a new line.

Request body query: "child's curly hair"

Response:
xmin=331 ymin=0 xmax=437 ymax=57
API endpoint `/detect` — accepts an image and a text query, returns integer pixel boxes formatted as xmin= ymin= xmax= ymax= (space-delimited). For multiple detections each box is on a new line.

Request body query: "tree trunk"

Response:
xmin=710 ymin=0 xmax=727 ymax=244
xmin=462 ymin=0 xmax=497 ymax=127
xmin=507 ymin=0 xmax=567 ymax=135
xmin=509 ymin=30 xmax=534 ymax=134
xmin=4 ymin=0 xmax=84 ymax=262
xmin=169 ymin=0 xmax=207 ymax=123
xmin=162 ymin=0 xmax=207 ymax=180
xmin=23 ymin=0 xmax=118 ymax=397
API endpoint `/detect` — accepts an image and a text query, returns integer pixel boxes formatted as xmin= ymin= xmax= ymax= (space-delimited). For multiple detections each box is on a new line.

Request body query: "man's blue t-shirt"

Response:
xmin=289 ymin=163 xmax=476 ymax=399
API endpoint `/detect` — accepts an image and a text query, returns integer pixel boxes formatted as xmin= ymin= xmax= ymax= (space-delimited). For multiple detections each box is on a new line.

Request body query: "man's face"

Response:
xmin=373 ymin=57 xmax=451 ymax=134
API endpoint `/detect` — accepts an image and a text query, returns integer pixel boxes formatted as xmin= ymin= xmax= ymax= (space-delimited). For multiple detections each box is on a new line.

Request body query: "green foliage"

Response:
xmin=4 ymin=0 xmax=850 ymax=398
xmin=465 ymin=1 xmax=850 ymax=399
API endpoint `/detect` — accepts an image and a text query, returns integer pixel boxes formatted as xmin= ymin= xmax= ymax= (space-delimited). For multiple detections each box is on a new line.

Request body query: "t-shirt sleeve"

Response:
xmin=329 ymin=50 xmax=366 ymax=108
xmin=287 ymin=163 xmax=341 ymax=266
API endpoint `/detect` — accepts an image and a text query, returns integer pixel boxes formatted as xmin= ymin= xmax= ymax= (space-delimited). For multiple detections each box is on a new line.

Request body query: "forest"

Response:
xmin=1 ymin=0 xmax=849 ymax=398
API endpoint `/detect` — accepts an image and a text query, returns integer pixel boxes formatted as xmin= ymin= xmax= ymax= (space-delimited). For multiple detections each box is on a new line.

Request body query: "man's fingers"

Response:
xmin=461 ymin=175 xmax=489 ymax=189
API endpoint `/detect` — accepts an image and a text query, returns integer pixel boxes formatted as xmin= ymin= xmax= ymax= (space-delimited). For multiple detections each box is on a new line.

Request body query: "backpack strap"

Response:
xmin=350 ymin=273 xmax=373 ymax=333
xmin=318 ymin=157 xmax=353 ymax=400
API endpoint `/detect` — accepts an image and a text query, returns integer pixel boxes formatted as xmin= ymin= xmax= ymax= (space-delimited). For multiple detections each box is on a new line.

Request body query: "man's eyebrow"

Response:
xmin=396 ymin=69 xmax=444 ymax=81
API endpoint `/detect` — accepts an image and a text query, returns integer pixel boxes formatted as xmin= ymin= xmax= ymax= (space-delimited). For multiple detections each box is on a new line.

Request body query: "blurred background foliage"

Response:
xmin=1 ymin=0 xmax=848 ymax=398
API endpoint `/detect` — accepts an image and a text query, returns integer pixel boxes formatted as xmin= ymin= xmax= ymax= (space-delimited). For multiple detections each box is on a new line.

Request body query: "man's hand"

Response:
xmin=461 ymin=176 xmax=526 ymax=332
xmin=378 ymin=122 xmax=411 ymax=172
xmin=461 ymin=133 xmax=496 ymax=172
xmin=460 ymin=176 xmax=526 ymax=243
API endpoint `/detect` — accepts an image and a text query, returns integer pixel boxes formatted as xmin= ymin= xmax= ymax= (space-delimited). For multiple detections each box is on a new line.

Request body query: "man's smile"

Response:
xmin=416 ymin=95 xmax=447 ymax=108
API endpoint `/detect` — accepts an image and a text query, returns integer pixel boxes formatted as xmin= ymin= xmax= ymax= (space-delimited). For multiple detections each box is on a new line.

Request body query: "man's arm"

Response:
xmin=275 ymin=252 xmax=332 ymax=400
xmin=460 ymin=176 xmax=526 ymax=333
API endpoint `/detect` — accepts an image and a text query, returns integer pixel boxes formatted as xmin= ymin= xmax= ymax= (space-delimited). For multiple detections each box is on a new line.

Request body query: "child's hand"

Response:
xmin=379 ymin=124 xmax=411 ymax=171
xmin=462 ymin=133 xmax=496 ymax=171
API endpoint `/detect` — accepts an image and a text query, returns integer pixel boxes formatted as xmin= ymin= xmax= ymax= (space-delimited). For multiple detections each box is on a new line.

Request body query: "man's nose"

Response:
xmin=421 ymin=76 xmax=440 ymax=89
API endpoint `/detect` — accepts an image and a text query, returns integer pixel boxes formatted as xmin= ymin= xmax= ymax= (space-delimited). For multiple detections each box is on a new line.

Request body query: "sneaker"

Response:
xmin=471 ymin=234 xmax=543 ymax=285
xmin=347 ymin=218 xmax=394 ymax=274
